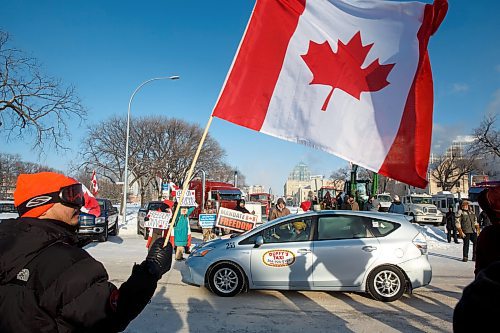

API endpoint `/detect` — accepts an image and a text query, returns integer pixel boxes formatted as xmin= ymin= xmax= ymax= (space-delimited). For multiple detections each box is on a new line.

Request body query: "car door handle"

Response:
xmin=362 ymin=246 xmax=377 ymax=252
xmin=298 ymin=249 xmax=311 ymax=254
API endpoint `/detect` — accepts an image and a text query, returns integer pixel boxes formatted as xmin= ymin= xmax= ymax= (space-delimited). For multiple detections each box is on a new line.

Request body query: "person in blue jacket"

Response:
xmin=388 ymin=195 xmax=405 ymax=214
xmin=173 ymin=202 xmax=195 ymax=261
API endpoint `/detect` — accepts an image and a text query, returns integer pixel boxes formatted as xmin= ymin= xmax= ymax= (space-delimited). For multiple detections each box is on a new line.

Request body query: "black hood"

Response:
xmin=0 ymin=217 xmax=79 ymax=284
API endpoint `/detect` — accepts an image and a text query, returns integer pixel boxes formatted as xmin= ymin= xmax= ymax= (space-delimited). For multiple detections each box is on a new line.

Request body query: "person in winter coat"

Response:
xmin=454 ymin=187 xmax=500 ymax=332
xmin=201 ymin=200 xmax=217 ymax=242
xmin=146 ymin=199 xmax=174 ymax=249
xmin=474 ymin=186 xmax=500 ymax=276
xmin=173 ymin=203 xmax=195 ymax=261
xmin=456 ymin=200 xmax=479 ymax=262
xmin=478 ymin=210 xmax=492 ymax=230
xmin=0 ymin=172 xmax=173 ymax=333
xmin=388 ymin=195 xmax=405 ymax=214
xmin=445 ymin=207 xmax=459 ymax=243
xmin=235 ymin=198 xmax=251 ymax=214
xmin=269 ymin=198 xmax=291 ymax=221
xmin=341 ymin=195 xmax=360 ymax=211
xmin=365 ymin=196 xmax=379 ymax=212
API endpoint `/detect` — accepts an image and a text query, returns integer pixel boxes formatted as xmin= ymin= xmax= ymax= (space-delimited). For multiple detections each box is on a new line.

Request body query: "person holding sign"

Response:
xmin=146 ymin=200 xmax=173 ymax=249
xmin=173 ymin=202 xmax=196 ymax=261
xmin=201 ymin=200 xmax=217 ymax=242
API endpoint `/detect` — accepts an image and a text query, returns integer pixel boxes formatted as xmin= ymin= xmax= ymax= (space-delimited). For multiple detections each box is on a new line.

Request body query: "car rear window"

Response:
xmin=368 ymin=219 xmax=400 ymax=237
xmin=148 ymin=203 xmax=163 ymax=211
xmin=318 ymin=216 xmax=374 ymax=240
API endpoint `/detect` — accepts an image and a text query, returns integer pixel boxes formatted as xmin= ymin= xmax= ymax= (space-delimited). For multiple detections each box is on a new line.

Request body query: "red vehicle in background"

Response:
xmin=248 ymin=193 xmax=272 ymax=220
xmin=188 ymin=179 xmax=242 ymax=231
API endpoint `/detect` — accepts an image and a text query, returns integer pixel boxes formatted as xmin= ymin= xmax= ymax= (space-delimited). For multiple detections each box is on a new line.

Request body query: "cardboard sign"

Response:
xmin=175 ymin=190 xmax=197 ymax=207
xmin=144 ymin=210 xmax=172 ymax=229
xmin=199 ymin=214 xmax=217 ymax=228
xmin=216 ymin=207 xmax=257 ymax=233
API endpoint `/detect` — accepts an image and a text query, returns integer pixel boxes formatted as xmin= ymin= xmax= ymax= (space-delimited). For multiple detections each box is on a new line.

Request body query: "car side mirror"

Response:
xmin=254 ymin=235 xmax=264 ymax=248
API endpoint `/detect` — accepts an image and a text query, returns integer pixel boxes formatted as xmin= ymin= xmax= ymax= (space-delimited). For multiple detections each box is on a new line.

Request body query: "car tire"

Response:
xmin=207 ymin=262 xmax=245 ymax=297
xmin=367 ymin=265 xmax=406 ymax=302
xmin=100 ymin=223 xmax=108 ymax=242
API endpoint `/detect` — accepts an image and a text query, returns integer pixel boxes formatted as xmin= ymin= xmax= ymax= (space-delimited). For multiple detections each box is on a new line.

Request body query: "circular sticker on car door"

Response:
xmin=262 ymin=250 xmax=296 ymax=267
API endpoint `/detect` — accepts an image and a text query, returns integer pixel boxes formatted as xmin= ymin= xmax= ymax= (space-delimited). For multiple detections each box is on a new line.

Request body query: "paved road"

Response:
xmin=87 ymin=233 xmax=474 ymax=333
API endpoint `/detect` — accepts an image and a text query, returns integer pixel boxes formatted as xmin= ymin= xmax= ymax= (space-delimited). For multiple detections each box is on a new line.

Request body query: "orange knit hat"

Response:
xmin=14 ymin=172 xmax=79 ymax=218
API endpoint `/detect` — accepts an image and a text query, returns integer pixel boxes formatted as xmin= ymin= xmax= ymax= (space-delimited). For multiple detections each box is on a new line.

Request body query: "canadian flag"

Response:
xmin=91 ymin=170 xmax=99 ymax=196
xmin=80 ymin=184 xmax=101 ymax=217
xmin=213 ymin=0 xmax=448 ymax=188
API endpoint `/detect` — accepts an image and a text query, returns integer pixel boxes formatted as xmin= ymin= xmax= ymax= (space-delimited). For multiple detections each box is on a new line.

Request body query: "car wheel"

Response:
xmin=367 ymin=265 xmax=406 ymax=302
xmin=207 ymin=262 xmax=245 ymax=297
xmin=100 ymin=224 xmax=108 ymax=242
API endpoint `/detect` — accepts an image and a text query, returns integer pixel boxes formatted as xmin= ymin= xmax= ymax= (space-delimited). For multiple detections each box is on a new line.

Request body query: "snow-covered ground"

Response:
xmin=83 ymin=207 xmax=471 ymax=333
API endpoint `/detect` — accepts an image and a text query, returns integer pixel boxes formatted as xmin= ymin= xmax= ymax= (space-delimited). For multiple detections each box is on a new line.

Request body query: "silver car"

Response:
xmin=184 ymin=210 xmax=431 ymax=302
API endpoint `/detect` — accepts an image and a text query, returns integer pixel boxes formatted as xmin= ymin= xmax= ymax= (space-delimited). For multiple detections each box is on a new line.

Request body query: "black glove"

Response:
xmin=144 ymin=237 xmax=173 ymax=279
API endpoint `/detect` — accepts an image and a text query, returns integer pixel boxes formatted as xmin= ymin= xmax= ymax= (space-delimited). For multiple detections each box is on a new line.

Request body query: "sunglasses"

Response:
xmin=17 ymin=183 xmax=85 ymax=216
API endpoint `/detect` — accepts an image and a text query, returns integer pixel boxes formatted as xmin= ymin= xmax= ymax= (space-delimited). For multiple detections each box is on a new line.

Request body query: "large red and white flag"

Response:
xmin=91 ymin=170 xmax=99 ymax=196
xmin=212 ymin=0 xmax=447 ymax=188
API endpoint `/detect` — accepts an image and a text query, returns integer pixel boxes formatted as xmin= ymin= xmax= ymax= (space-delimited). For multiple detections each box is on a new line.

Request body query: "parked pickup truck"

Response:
xmin=137 ymin=201 xmax=165 ymax=239
xmin=77 ymin=198 xmax=119 ymax=242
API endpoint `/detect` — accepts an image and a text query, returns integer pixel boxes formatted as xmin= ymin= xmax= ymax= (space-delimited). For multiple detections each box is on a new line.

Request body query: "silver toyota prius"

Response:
xmin=184 ymin=210 xmax=431 ymax=302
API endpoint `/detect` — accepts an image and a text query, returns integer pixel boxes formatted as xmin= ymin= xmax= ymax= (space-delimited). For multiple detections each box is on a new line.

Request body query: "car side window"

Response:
xmin=261 ymin=217 xmax=313 ymax=243
xmin=318 ymin=216 xmax=374 ymax=241
xmin=368 ymin=219 xmax=399 ymax=237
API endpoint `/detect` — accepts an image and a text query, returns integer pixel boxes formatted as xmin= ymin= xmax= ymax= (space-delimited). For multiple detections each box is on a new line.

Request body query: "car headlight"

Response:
xmin=95 ymin=217 xmax=105 ymax=224
xmin=191 ymin=247 xmax=214 ymax=257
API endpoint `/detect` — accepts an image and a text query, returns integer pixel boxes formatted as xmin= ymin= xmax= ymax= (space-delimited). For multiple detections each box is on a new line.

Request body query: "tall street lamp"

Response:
xmin=122 ymin=75 xmax=180 ymax=223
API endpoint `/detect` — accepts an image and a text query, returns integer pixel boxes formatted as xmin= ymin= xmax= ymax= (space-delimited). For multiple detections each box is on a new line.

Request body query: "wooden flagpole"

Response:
xmin=163 ymin=115 xmax=214 ymax=248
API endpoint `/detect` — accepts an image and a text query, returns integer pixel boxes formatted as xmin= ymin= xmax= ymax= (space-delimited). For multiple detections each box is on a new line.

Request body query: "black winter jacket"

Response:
xmin=0 ymin=217 xmax=158 ymax=333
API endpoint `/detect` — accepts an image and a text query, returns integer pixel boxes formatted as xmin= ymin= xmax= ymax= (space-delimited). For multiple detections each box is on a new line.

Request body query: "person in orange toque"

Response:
xmin=0 ymin=172 xmax=172 ymax=332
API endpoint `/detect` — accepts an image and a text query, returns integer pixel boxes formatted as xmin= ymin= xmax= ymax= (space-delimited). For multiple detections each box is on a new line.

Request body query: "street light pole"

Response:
xmin=122 ymin=75 xmax=180 ymax=224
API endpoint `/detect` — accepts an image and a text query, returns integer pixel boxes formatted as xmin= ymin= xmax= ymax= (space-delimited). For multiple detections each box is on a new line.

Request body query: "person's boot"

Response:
xmin=462 ymin=257 xmax=468 ymax=262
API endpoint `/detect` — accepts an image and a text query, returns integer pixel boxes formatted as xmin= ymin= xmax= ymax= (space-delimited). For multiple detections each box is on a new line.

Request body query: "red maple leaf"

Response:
xmin=301 ymin=31 xmax=395 ymax=111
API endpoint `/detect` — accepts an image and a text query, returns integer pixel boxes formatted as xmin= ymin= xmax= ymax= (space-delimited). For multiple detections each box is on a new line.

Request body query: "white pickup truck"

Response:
xmin=402 ymin=193 xmax=443 ymax=226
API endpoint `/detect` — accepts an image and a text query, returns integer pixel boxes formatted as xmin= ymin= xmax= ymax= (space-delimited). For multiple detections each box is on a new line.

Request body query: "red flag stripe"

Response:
xmin=378 ymin=0 xmax=448 ymax=188
xmin=213 ymin=0 xmax=306 ymax=130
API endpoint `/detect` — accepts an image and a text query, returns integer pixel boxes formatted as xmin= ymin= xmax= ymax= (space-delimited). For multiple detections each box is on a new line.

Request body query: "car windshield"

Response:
xmin=377 ymin=195 xmax=392 ymax=202
xmin=218 ymin=190 xmax=242 ymax=201
xmin=411 ymin=196 xmax=432 ymax=204
xmin=0 ymin=203 xmax=16 ymax=213
xmin=97 ymin=199 xmax=106 ymax=211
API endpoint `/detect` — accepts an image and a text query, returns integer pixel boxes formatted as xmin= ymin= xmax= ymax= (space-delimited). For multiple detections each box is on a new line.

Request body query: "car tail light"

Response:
xmin=412 ymin=232 xmax=428 ymax=255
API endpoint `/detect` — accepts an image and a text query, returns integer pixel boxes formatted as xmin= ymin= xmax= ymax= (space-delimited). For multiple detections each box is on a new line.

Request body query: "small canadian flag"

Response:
xmin=91 ymin=170 xmax=99 ymax=196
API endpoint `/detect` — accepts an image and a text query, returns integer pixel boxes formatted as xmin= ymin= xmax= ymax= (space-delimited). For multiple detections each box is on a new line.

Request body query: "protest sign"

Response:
xmin=216 ymin=207 xmax=257 ymax=233
xmin=175 ymin=190 xmax=197 ymax=207
xmin=144 ymin=210 xmax=172 ymax=229
xmin=199 ymin=214 xmax=217 ymax=228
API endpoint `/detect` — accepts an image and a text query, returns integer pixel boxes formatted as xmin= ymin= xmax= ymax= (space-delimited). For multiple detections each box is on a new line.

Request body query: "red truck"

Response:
xmin=188 ymin=179 xmax=243 ymax=231
xmin=248 ymin=192 xmax=272 ymax=220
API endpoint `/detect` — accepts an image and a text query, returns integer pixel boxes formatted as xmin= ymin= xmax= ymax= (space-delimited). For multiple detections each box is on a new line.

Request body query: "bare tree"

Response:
xmin=0 ymin=31 xmax=86 ymax=150
xmin=469 ymin=114 xmax=499 ymax=158
xmin=0 ymin=153 xmax=58 ymax=198
xmin=78 ymin=116 xmax=231 ymax=205
xmin=430 ymin=147 xmax=478 ymax=191
xmin=330 ymin=166 xmax=350 ymax=191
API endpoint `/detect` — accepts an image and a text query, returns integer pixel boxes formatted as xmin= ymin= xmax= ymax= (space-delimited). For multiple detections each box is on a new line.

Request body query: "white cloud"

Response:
xmin=431 ymin=123 xmax=466 ymax=155
xmin=451 ymin=83 xmax=469 ymax=93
